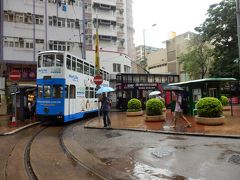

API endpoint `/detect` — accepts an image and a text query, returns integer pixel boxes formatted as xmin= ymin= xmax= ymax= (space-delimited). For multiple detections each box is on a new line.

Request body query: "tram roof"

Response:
xmin=169 ymin=78 xmax=237 ymax=86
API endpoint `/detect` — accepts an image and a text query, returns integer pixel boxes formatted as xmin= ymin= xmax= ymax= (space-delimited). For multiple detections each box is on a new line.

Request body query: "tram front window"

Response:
xmin=37 ymin=86 xmax=43 ymax=98
xmin=43 ymin=54 xmax=54 ymax=67
xmin=43 ymin=85 xmax=51 ymax=98
xmin=53 ymin=85 xmax=63 ymax=98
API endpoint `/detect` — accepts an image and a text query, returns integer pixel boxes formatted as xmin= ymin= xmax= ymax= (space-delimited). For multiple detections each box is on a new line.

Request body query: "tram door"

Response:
xmin=69 ymin=85 xmax=76 ymax=119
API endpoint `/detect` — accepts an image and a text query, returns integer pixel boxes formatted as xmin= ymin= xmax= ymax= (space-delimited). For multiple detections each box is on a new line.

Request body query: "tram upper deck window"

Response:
xmin=122 ymin=75 xmax=127 ymax=83
xmin=84 ymin=62 xmax=89 ymax=75
xmin=66 ymin=55 xmax=71 ymax=70
xmin=148 ymin=75 xmax=154 ymax=83
xmin=126 ymin=75 xmax=132 ymax=83
xmin=56 ymin=54 xmax=63 ymax=67
xmin=90 ymin=65 xmax=94 ymax=76
xmin=72 ymin=57 xmax=76 ymax=71
xmin=133 ymin=76 xmax=140 ymax=83
xmin=155 ymin=76 xmax=161 ymax=83
xmin=43 ymin=85 xmax=51 ymax=98
xmin=43 ymin=54 xmax=54 ymax=67
xmin=38 ymin=55 xmax=42 ymax=67
xmin=162 ymin=76 xmax=168 ymax=83
xmin=139 ymin=75 xmax=147 ymax=83
xmin=77 ymin=59 xmax=83 ymax=73
xmin=53 ymin=85 xmax=63 ymax=98
xmin=116 ymin=75 xmax=121 ymax=83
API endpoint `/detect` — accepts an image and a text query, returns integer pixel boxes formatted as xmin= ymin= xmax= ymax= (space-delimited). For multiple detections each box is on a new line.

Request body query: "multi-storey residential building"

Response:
xmin=166 ymin=31 xmax=194 ymax=81
xmin=134 ymin=45 xmax=159 ymax=73
xmin=0 ymin=0 xmax=134 ymax=115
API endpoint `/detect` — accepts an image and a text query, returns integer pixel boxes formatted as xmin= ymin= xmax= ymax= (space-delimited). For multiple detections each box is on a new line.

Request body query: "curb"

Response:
xmin=84 ymin=125 xmax=240 ymax=139
xmin=0 ymin=122 xmax=40 ymax=136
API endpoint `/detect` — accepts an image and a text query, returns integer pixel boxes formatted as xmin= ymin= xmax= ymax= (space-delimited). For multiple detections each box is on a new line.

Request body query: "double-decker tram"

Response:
xmin=36 ymin=51 xmax=109 ymax=123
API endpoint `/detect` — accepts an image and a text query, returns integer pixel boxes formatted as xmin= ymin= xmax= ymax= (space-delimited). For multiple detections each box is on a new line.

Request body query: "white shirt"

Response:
xmin=174 ymin=95 xmax=182 ymax=112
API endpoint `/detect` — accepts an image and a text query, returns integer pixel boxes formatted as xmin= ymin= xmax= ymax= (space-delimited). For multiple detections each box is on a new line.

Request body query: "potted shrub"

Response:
xmin=220 ymin=95 xmax=230 ymax=111
xmin=145 ymin=98 xmax=165 ymax=121
xmin=195 ymin=97 xmax=225 ymax=125
xmin=126 ymin=98 xmax=143 ymax=116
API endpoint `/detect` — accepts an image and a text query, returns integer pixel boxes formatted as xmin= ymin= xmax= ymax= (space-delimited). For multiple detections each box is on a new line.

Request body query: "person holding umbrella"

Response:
xmin=172 ymin=91 xmax=191 ymax=128
xmin=99 ymin=92 xmax=112 ymax=128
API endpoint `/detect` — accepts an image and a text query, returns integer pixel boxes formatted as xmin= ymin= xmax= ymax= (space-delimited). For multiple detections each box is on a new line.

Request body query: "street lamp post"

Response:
xmin=142 ymin=24 xmax=157 ymax=72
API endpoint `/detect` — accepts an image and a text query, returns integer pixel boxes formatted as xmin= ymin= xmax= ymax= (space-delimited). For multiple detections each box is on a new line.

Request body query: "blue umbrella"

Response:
xmin=96 ymin=86 xmax=115 ymax=94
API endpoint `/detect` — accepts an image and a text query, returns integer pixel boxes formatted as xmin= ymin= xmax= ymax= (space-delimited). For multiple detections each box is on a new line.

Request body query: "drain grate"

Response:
xmin=105 ymin=132 xmax=122 ymax=138
xmin=228 ymin=154 xmax=240 ymax=165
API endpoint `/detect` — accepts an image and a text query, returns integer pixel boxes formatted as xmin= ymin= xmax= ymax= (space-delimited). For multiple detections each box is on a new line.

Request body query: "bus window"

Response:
xmin=90 ymin=87 xmax=94 ymax=98
xmin=84 ymin=62 xmax=89 ymax=75
xmin=43 ymin=85 xmax=51 ymax=98
xmin=90 ymin=65 xmax=94 ymax=76
xmin=72 ymin=57 xmax=76 ymax=71
xmin=70 ymin=85 xmax=76 ymax=99
xmin=77 ymin=59 xmax=83 ymax=73
xmin=38 ymin=55 xmax=42 ymax=68
xmin=53 ymin=85 xmax=63 ymax=98
xmin=37 ymin=85 xmax=43 ymax=98
xmin=66 ymin=55 xmax=71 ymax=70
xmin=56 ymin=54 xmax=63 ymax=67
xmin=65 ymin=85 xmax=69 ymax=98
xmin=43 ymin=54 xmax=54 ymax=67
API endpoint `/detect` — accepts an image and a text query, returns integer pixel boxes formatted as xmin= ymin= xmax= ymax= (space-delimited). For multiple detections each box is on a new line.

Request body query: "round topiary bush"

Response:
xmin=146 ymin=98 xmax=164 ymax=116
xmin=127 ymin=98 xmax=142 ymax=112
xmin=196 ymin=97 xmax=223 ymax=118
xmin=220 ymin=95 xmax=229 ymax=106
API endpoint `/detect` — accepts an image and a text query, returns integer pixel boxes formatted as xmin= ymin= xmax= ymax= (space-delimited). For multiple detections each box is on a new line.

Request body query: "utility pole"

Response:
xmin=236 ymin=0 xmax=240 ymax=97
xmin=0 ymin=0 xmax=3 ymax=65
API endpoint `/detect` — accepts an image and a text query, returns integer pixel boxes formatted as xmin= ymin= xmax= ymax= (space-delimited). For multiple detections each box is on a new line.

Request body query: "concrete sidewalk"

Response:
xmin=0 ymin=115 xmax=39 ymax=135
xmin=85 ymin=105 xmax=240 ymax=138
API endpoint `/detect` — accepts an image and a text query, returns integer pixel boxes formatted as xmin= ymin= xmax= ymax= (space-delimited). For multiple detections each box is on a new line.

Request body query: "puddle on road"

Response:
xmin=133 ymin=161 xmax=192 ymax=180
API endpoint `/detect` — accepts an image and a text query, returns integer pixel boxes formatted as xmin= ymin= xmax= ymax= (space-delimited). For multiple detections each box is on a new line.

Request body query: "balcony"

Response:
xmin=93 ymin=2 xmax=116 ymax=11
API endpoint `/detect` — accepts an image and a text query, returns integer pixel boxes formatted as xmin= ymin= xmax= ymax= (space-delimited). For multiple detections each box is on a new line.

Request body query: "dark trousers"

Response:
xmin=102 ymin=110 xmax=111 ymax=127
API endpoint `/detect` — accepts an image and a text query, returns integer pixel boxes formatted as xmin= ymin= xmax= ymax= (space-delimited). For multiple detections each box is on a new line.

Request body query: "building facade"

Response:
xmin=0 ymin=0 xmax=135 ymax=114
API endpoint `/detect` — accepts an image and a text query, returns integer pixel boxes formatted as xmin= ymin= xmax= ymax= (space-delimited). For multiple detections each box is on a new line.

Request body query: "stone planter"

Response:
xmin=126 ymin=110 xmax=144 ymax=116
xmin=145 ymin=114 xmax=165 ymax=122
xmin=195 ymin=115 xmax=225 ymax=125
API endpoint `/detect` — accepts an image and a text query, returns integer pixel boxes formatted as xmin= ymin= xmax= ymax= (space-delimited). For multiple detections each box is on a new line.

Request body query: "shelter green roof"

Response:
xmin=169 ymin=78 xmax=237 ymax=86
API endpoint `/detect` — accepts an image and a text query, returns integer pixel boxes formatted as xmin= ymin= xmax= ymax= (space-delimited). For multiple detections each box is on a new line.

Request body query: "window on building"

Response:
xmin=67 ymin=19 xmax=75 ymax=28
xmin=113 ymin=63 xmax=121 ymax=72
xmin=35 ymin=15 xmax=44 ymax=25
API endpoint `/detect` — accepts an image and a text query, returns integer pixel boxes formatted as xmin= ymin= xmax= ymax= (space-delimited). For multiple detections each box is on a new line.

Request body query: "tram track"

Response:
xmin=3 ymin=121 xmax=101 ymax=180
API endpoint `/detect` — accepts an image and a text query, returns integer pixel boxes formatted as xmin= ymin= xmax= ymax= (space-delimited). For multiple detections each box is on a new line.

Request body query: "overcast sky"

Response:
xmin=133 ymin=0 xmax=222 ymax=48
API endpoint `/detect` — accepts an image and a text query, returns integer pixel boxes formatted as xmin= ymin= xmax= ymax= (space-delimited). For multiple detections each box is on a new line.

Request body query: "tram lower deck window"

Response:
xmin=53 ymin=85 xmax=63 ymax=98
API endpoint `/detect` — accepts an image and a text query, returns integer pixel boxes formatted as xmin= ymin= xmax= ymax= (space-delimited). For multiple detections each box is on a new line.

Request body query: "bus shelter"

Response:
xmin=168 ymin=78 xmax=237 ymax=115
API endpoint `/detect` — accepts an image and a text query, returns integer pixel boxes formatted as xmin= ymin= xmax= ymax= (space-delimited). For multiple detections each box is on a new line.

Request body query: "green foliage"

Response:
xmin=146 ymin=98 xmax=164 ymax=116
xmin=196 ymin=97 xmax=223 ymax=117
xmin=220 ymin=95 xmax=229 ymax=106
xmin=179 ymin=34 xmax=213 ymax=79
xmin=127 ymin=98 xmax=142 ymax=112
xmin=195 ymin=0 xmax=239 ymax=79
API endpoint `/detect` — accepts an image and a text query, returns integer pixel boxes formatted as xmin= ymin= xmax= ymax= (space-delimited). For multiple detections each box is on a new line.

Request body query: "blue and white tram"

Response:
xmin=36 ymin=51 xmax=110 ymax=123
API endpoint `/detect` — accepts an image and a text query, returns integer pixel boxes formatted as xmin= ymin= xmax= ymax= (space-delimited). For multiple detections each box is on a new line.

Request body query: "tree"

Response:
xmin=195 ymin=0 xmax=238 ymax=78
xmin=179 ymin=34 xmax=213 ymax=79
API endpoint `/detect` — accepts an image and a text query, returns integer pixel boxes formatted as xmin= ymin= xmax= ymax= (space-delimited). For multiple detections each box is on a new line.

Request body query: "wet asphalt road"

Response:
xmin=63 ymin=122 xmax=240 ymax=180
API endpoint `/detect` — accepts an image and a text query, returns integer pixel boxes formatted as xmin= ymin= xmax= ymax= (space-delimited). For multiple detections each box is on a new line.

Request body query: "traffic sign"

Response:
xmin=9 ymin=71 xmax=21 ymax=81
xmin=93 ymin=75 xmax=103 ymax=85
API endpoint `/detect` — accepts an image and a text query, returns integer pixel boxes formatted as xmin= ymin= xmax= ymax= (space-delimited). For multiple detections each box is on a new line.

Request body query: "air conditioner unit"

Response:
xmin=19 ymin=38 xmax=24 ymax=42
xmin=27 ymin=12 xmax=32 ymax=16
xmin=7 ymin=10 xmax=13 ymax=14
xmin=49 ymin=40 xmax=53 ymax=44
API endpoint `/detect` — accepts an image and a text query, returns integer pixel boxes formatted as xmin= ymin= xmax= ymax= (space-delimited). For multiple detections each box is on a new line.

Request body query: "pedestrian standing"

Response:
xmin=99 ymin=92 xmax=111 ymax=128
xmin=172 ymin=91 xmax=191 ymax=128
